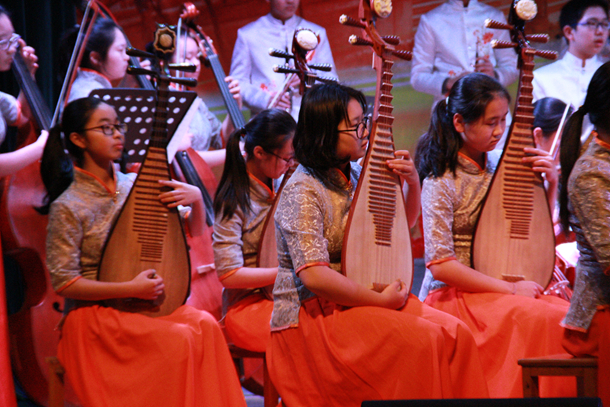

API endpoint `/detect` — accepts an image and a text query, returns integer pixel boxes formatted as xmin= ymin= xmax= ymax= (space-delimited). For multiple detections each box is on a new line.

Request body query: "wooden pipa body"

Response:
xmin=472 ymin=7 xmax=555 ymax=288
xmin=341 ymin=3 xmax=413 ymax=292
xmin=98 ymin=75 xmax=190 ymax=317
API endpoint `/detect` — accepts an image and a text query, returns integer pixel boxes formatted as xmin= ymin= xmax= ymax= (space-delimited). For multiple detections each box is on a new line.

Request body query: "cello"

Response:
xmin=1 ymin=48 xmax=79 ymax=405
xmin=340 ymin=0 xmax=414 ymax=292
xmin=471 ymin=0 xmax=558 ymax=287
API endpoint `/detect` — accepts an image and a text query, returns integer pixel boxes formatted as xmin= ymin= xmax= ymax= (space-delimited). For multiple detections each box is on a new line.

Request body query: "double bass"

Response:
xmin=340 ymin=0 xmax=414 ymax=292
xmin=472 ymin=0 xmax=558 ymax=288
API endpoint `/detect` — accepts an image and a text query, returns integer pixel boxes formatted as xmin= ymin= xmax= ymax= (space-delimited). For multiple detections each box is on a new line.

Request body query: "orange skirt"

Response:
xmin=563 ymin=307 xmax=610 ymax=407
xmin=224 ymin=292 xmax=273 ymax=353
xmin=425 ymin=287 xmax=573 ymax=398
xmin=58 ymin=305 xmax=246 ymax=407
xmin=268 ymin=294 xmax=488 ymax=407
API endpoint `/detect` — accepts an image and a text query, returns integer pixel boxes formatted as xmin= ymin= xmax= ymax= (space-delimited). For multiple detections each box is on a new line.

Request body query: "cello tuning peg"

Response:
xmin=534 ymin=49 xmax=558 ymax=61
xmin=485 ymin=18 xmax=513 ymax=30
xmin=339 ymin=14 xmax=365 ymax=28
xmin=127 ymin=66 xmax=156 ymax=77
xmin=382 ymin=36 xmax=400 ymax=46
xmin=169 ymin=77 xmax=198 ymax=87
xmin=269 ymin=48 xmax=294 ymax=59
xmin=526 ymin=34 xmax=550 ymax=44
xmin=273 ymin=65 xmax=300 ymax=75
xmin=349 ymin=35 xmax=373 ymax=47
xmin=308 ymin=63 xmax=332 ymax=72
xmin=127 ymin=46 xmax=156 ymax=60
xmin=168 ymin=62 xmax=197 ymax=73
xmin=392 ymin=50 xmax=412 ymax=61
xmin=491 ymin=39 xmax=518 ymax=49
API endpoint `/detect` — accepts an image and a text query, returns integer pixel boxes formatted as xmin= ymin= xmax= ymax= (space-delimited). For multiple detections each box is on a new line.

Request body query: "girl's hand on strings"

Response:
xmin=380 ymin=279 xmax=408 ymax=310
xmin=131 ymin=270 xmax=164 ymax=300
xmin=387 ymin=150 xmax=419 ymax=187
xmin=158 ymin=179 xmax=202 ymax=208
xmin=522 ymin=147 xmax=558 ymax=186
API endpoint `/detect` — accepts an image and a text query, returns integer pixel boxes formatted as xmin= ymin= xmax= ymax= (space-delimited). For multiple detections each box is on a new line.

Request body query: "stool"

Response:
xmin=518 ymin=354 xmax=598 ymax=397
xmin=228 ymin=344 xmax=279 ymax=407
xmin=46 ymin=356 xmax=65 ymax=407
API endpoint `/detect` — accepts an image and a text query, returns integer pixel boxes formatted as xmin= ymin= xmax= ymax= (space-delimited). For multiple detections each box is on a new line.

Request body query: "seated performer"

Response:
xmin=268 ymin=83 xmax=489 ymax=407
xmin=0 ymin=4 xmax=46 ymax=177
xmin=416 ymin=73 xmax=572 ymax=398
xmin=40 ymin=96 xmax=246 ymax=407
xmin=533 ymin=0 xmax=609 ymax=111
xmin=229 ymin=0 xmax=337 ymax=119
xmin=558 ymin=61 xmax=610 ymax=407
xmin=212 ymin=108 xmax=296 ymax=353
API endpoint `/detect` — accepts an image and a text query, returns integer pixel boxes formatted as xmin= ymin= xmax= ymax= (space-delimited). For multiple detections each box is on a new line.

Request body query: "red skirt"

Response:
xmin=563 ymin=306 xmax=610 ymax=407
xmin=425 ymin=287 xmax=573 ymax=398
xmin=224 ymin=292 xmax=273 ymax=353
xmin=58 ymin=305 xmax=246 ymax=407
xmin=267 ymin=294 xmax=488 ymax=407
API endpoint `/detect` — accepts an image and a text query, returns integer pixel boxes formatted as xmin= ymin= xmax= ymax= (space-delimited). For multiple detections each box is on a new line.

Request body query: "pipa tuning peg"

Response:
xmin=534 ymin=49 xmax=558 ymax=60
xmin=269 ymin=48 xmax=294 ymax=59
xmin=349 ymin=35 xmax=373 ymax=47
xmin=339 ymin=14 xmax=365 ymax=29
xmin=382 ymin=36 xmax=400 ymax=46
xmin=485 ymin=19 xmax=514 ymax=30
xmin=525 ymin=34 xmax=550 ymax=44
xmin=308 ymin=63 xmax=332 ymax=72
xmin=491 ymin=39 xmax=518 ymax=49
xmin=392 ymin=50 xmax=412 ymax=61
xmin=273 ymin=65 xmax=300 ymax=75
xmin=316 ymin=75 xmax=338 ymax=84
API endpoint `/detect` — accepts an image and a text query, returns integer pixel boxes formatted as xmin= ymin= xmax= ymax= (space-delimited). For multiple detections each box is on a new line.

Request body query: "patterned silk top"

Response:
xmin=421 ymin=153 xmax=496 ymax=294
xmin=563 ymin=136 xmax=610 ymax=332
xmin=270 ymin=164 xmax=361 ymax=331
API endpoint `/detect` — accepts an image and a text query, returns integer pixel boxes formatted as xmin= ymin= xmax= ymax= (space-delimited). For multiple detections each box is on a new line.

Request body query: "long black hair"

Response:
xmin=415 ymin=73 xmax=510 ymax=184
xmin=38 ymin=97 xmax=107 ymax=214
xmin=559 ymin=62 xmax=610 ymax=232
xmin=293 ymin=82 xmax=367 ymax=191
xmin=533 ymin=97 xmax=573 ymax=140
xmin=213 ymin=108 xmax=296 ymax=220
xmin=58 ymin=18 xmax=121 ymax=80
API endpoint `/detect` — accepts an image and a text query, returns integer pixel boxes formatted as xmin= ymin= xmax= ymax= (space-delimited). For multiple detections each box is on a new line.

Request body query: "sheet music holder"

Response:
xmin=89 ymin=88 xmax=200 ymax=163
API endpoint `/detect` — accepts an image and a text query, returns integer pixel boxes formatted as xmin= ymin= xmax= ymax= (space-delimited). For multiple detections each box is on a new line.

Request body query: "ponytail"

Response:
xmin=213 ymin=109 xmax=296 ymax=220
xmin=38 ymin=97 xmax=107 ymax=214
xmin=416 ymin=73 xmax=510 ymax=184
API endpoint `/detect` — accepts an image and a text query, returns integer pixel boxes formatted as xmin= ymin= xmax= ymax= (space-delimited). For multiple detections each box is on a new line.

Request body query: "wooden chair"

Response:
xmin=227 ymin=343 xmax=280 ymax=407
xmin=46 ymin=356 xmax=65 ymax=407
xmin=518 ymin=354 xmax=598 ymax=398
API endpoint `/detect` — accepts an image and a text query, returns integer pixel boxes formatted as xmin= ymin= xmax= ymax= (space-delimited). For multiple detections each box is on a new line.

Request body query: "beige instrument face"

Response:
xmin=295 ymin=28 xmax=319 ymax=51
xmin=372 ymin=0 xmax=392 ymax=19
xmin=515 ymin=0 xmax=537 ymax=21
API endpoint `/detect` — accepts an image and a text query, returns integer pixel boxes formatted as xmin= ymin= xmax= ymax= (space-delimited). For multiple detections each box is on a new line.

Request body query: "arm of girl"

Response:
xmin=428 ymin=260 xmax=543 ymax=298
xmin=220 ymin=267 xmax=278 ymax=289
xmin=158 ymin=179 xmax=205 ymax=237
xmin=59 ymin=270 xmax=164 ymax=301
xmin=0 ymin=130 xmax=47 ymax=177
xmin=299 ymin=265 xmax=408 ymax=309
xmin=387 ymin=150 xmax=421 ymax=228
xmin=522 ymin=146 xmax=558 ymax=213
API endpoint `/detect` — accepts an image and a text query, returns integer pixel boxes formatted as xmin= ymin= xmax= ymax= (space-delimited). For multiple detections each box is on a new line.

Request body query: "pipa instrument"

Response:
xmin=257 ymin=28 xmax=336 ymax=294
xmin=472 ymin=0 xmax=557 ymax=287
xmin=98 ymin=25 xmax=198 ymax=317
xmin=340 ymin=0 xmax=414 ymax=292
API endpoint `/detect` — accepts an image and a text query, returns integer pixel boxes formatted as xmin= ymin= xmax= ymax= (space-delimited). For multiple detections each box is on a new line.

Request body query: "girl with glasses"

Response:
xmin=213 ymin=108 xmax=296 ymax=356
xmin=0 ymin=5 xmax=46 ymax=177
xmin=266 ymin=83 xmax=488 ymax=406
xmin=39 ymin=96 xmax=246 ymax=407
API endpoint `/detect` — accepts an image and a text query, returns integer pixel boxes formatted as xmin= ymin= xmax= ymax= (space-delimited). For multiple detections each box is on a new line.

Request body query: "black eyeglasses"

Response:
xmin=338 ymin=115 xmax=372 ymax=140
xmin=264 ymin=149 xmax=295 ymax=164
xmin=82 ymin=123 xmax=128 ymax=136
xmin=577 ymin=19 xmax=610 ymax=31
xmin=0 ymin=33 xmax=20 ymax=51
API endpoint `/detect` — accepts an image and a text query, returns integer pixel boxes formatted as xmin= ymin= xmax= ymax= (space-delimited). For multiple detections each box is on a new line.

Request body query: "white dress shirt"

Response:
xmin=229 ymin=13 xmax=337 ymax=119
xmin=410 ymin=0 xmax=519 ymax=104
